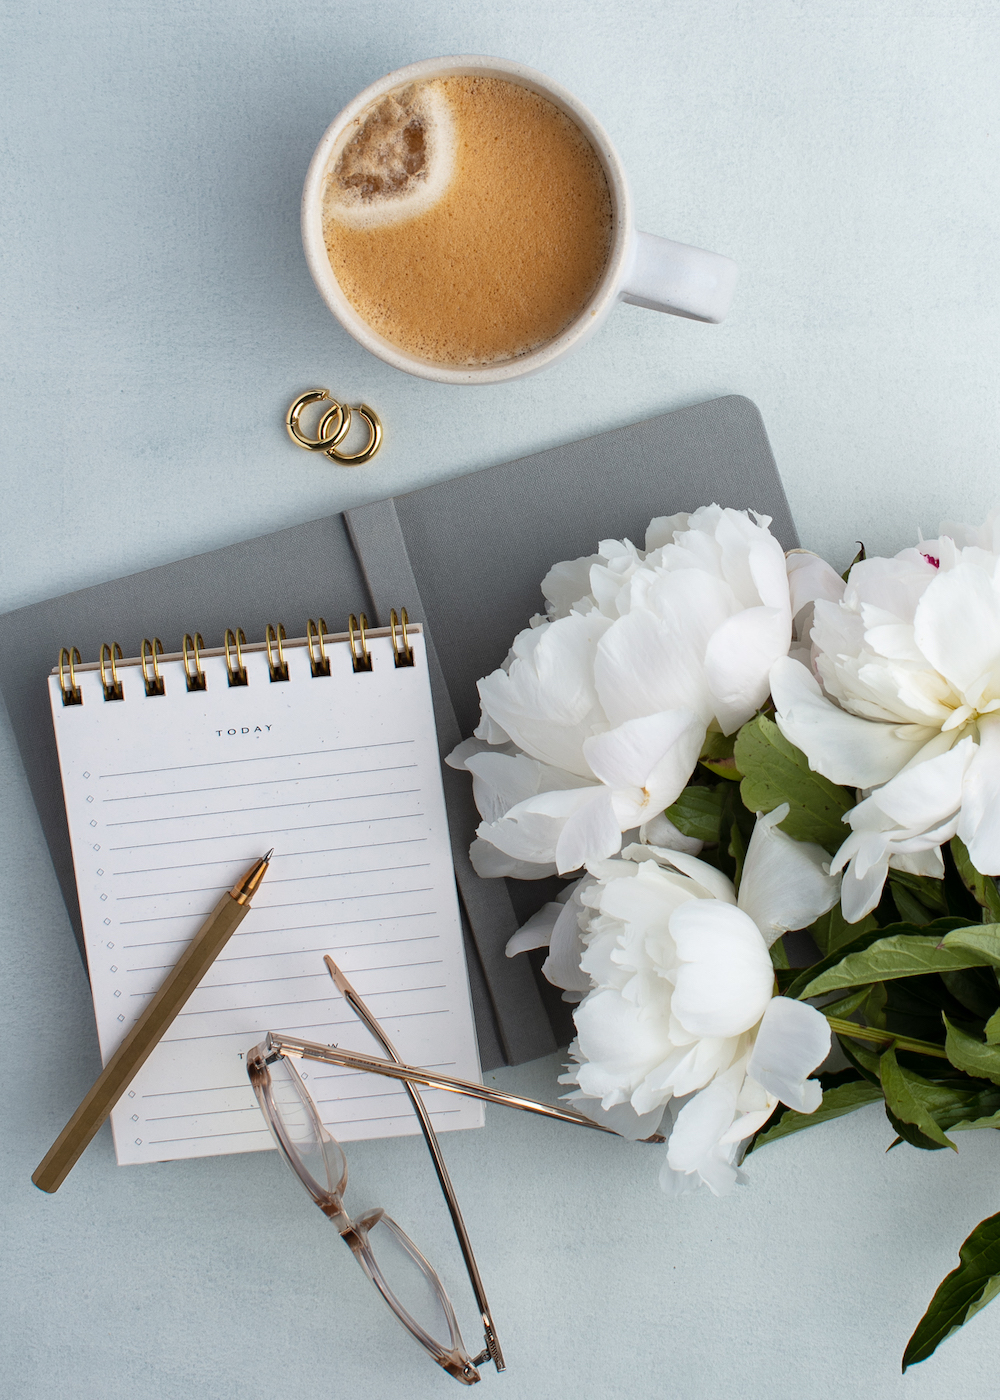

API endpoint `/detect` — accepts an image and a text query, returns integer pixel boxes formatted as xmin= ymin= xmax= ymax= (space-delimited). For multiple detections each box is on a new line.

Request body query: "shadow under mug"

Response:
xmin=301 ymin=55 xmax=739 ymax=386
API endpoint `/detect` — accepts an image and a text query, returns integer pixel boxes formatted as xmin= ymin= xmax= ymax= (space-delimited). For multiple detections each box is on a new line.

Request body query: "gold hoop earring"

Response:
xmin=285 ymin=390 xmax=349 ymax=451
xmin=325 ymin=405 xmax=383 ymax=465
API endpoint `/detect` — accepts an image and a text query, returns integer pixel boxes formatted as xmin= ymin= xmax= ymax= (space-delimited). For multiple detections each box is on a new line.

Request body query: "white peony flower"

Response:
xmin=507 ymin=804 xmax=838 ymax=1195
xmin=448 ymin=506 xmax=795 ymax=877
xmin=771 ymin=511 xmax=1000 ymax=920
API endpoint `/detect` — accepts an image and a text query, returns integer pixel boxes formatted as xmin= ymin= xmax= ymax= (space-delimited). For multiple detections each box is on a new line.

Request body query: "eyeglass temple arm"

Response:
xmin=263 ymin=1031 xmax=665 ymax=1144
xmin=323 ymin=957 xmax=504 ymax=1373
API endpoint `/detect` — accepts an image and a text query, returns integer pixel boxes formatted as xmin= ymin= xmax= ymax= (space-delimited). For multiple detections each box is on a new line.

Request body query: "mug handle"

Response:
xmin=619 ymin=230 xmax=739 ymax=324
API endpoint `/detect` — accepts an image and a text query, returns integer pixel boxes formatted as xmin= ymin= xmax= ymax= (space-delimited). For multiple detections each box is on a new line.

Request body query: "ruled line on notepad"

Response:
xmin=105 ymin=789 xmax=421 ymax=827
xmin=146 ymin=1106 xmax=462 ymax=1146
xmin=107 ymin=811 xmax=424 ymax=851
xmin=112 ymin=836 xmax=428 ymax=877
xmin=120 ymin=916 xmax=438 ymax=950
xmin=115 ymin=864 xmax=431 ymax=901
xmin=98 ymin=740 xmax=415 ymax=781
xmin=100 ymin=763 xmax=419 ymax=802
xmin=164 ymin=1007 xmax=449 ymax=1043
xmin=116 ymin=886 xmax=435 ymax=926
xmin=166 ymin=985 xmax=446 ymax=1016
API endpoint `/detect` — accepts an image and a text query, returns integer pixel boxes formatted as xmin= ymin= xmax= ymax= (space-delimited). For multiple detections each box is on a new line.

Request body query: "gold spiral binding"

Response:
xmin=99 ymin=643 xmax=124 ymax=701
xmin=140 ymin=638 xmax=166 ymax=697
xmin=349 ymin=613 xmax=372 ymax=672
xmin=183 ymin=633 xmax=207 ymax=692
xmin=266 ymin=623 xmax=289 ymax=682
xmin=307 ymin=618 xmax=330 ymax=678
xmin=390 ymin=608 xmax=414 ymax=667
xmin=225 ymin=628 xmax=248 ymax=686
xmin=58 ymin=647 xmax=83 ymax=706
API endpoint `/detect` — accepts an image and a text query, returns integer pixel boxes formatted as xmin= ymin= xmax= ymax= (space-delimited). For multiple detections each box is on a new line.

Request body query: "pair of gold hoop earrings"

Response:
xmin=286 ymin=389 xmax=383 ymax=465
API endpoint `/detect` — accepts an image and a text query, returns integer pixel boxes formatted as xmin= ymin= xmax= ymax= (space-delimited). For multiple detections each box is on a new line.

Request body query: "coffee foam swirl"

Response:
xmin=323 ymin=82 xmax=456 ymax=230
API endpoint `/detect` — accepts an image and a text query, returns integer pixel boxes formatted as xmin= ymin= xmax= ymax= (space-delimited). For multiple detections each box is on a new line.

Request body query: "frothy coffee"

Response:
xmin=322 ymin=76 xmax=613 ymax=366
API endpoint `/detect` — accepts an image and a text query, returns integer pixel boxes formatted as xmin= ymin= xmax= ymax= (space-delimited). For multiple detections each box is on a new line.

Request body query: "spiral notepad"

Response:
xmin=48 ymin=617 xmax=483 ymax=1166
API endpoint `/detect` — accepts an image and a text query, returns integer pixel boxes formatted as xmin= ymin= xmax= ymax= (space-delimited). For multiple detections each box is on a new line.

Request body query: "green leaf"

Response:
xmin=986 ymin=1007 xmax=1000 ymax=1046
xmin=699 ymin=729 xmax=742 ymax=781
xmin=785 ymin=926 xmax=895 ymax=1000
xmin=942 ymin=925 xmax=1000 ymax=968
xmin=903 ymin=1212 xmax=1000 ymax=1369
xmin=818 ymin=986 xmax=871 ymax=1019
xmin=944 ymin=1016 xmax=1000 ymax=1085
xmin=839 ymin=1038 xmax=881 ymax=1084
xmin=664 ymin=786 xmax=726 ymax=843
xmin=748 ymin=1079 xmax=883 ymax=1152
xmin=949 ymin=1109 xmax=1000 ymax=1132
xmin=729 ymin=820 xmax=747 ymax=893
xmin=941 ymin=967 xmax=1000 ymax=1021
xmin=809 ymin=904 xmax=878 ymax=959
xmin=796 ymin=922 xmax=983 ymax=998
xmin=889 ymin=870 xmax=948 ymax=926
xmin=879 ymin=1048 xmax=956 ymax=1151
xmin=733 ymin=715 xmax=854 ymax=852
xmin=951 ymin=836 xmax=1000 ymax=921
xmin=842 ymin=541 xmax=866 ymax=582
xmin=769 ymin=934 xmax=790 ymax=970
xmin=890 ymin=868 xmax=949 ymax=916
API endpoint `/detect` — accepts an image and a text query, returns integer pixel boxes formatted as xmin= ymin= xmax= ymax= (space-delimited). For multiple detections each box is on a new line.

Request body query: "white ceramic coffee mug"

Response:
xmin=301 ymin=55 xmax=739 ymax=385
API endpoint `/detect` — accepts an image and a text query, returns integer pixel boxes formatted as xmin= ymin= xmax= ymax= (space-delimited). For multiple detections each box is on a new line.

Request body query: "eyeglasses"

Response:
xmin=249 ymin=955 xmax=662 ymax=1384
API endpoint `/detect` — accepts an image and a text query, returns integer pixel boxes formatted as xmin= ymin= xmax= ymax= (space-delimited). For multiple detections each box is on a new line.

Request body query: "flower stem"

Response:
xmin=824 ymin=1015 xmax=950 ymax=1061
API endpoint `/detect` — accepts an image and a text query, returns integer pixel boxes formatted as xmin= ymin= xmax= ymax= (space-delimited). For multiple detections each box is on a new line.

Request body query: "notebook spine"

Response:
xmin=55 ymin=609 xmax=414 ymax=706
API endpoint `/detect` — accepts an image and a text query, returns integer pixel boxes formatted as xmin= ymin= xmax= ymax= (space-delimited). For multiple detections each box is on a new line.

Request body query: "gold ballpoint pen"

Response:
xmin=33 ymin=850 xmax=273 ymax=1194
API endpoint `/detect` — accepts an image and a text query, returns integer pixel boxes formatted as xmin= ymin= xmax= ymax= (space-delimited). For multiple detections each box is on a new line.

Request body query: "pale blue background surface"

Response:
xmin=4 ymin=2 xmax=1000 ymax=1396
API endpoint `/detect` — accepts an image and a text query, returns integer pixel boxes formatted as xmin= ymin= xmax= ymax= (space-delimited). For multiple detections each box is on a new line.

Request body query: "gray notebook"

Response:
xmin=0 ymin=394 xmax=797 ymax=1071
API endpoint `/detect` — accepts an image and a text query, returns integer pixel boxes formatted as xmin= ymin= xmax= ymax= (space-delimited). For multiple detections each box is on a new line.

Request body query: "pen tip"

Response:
xmin=263 ymin=848 xmax=274 ymax=862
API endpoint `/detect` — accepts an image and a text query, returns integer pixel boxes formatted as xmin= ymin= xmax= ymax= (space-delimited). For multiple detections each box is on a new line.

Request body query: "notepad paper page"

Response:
xmin=48 ymin=631 xmax=484 ymax=1165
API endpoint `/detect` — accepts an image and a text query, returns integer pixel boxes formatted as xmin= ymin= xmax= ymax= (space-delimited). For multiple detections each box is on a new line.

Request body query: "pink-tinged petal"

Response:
xmin=747 ymin=997 xmax=830 ymax=1112
xmin=738 ymin=805 xmax=841 ymax=944
xmin=958 ymin=713 xmax=1000 ymax=875
xmin=913 ymin=563 xmax=1000 ymax=696
xmin=669 ymin=902 xmax=774 ymax=1037
xmin=770 ymin=656 xmax=925 ymax=787
xmin=703 ymin=605 xmax=792 ymax=734
xmin=786 ymin=551 xmax=845 ymax=618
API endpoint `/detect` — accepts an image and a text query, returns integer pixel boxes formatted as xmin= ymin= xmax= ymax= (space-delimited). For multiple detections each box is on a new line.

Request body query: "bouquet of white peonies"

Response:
xmin=449 ymin=504 xmax=1000 ymax=1371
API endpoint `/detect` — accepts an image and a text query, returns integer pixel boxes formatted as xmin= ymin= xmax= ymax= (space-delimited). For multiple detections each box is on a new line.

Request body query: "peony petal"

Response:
xmin=582 ymin=710 xmax=704 ymax=816
xmin=554 ymin=787 xmax=623 ymax=873
xmin=770 ymin=655 xmax=925 ymax=787
xmin=505 ymin=902 xmax=563 ymax=957
xmin=737 ymin=805 xmax=841 ymax=944
xmin=476 ymin=785 xmax=606 ymax=868
xmin=869 ymin=737 xmax=973 ymax=830
xmin=664 ymin=1061 xmax=747 ymax=1196
xmin=669 ymin=902 xmax=774 ymax=1037
xmin=959 ymin=713 xmax=1000 ymax=875
xmin=703 ymin=605 xmax=792 ymax=735
xmin=746 ymin=997 xmax=830 ymax=1112
xmin=622 ymin=845 xmax=738 ymax=905
xmin=468 ymin=837 xmax=557 ymax=880
xmin=573 ymin=987 xmax=676 ymax=1103
xmin=541 ymin=883 xmax=594 ymax=994
xmin=913 ymin=563 xmax=1000 ymax=697
xmin=785 ymin=550 xmax=846 ymax=618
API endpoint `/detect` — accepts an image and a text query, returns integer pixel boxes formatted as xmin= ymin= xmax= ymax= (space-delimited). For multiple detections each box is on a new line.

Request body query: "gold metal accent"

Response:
xmin=99 ymin=643 xmax=124 ymax=701
xmin=58 ymin=647 xmax=83 ymax=706
xmin=183 ymin=632 xmax=207 ymax=692
xmin=230 ymin=848 xmax=274 ymax=906
xmin=390 ymin=607 xmax=414 ymax=667
xmin=265 ymin=623 xmax=289 ymax=682
xmin=317 ymin=399 xmax=351 ymax=450
xmin=224 ymin=628 xmax=248 ymax=686
xmin=348 ymin=613 xmax=372 ymax=672
xmin=306 ymin=618 xmax=330 ymax=678
xmin=325 ymin=404 xmax=382 ymax=465
xmin=285 ymin=389 xmax=348 ymax=451
xmin=140 ymin=638 xmax=166 ymax=697
xmin=32 ymin=851 xmax=273 ymax=1194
